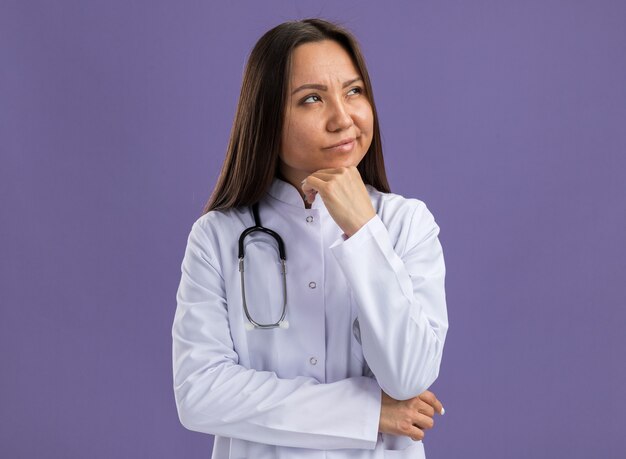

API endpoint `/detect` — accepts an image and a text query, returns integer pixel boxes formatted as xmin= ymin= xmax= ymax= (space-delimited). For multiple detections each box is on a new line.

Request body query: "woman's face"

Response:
xmin=279 ymin=39 xmax=374 ymax=189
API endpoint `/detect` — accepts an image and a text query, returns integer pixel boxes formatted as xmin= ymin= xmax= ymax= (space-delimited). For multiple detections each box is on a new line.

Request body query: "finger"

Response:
xmin=407 ymin=425 xmax=425 ymax=442
xmin=434 ymin=398 xmax=444 ymax=415
xmin=301 ymin=175 xmax=326 ymax=195
xmin=309 ymin=172 xmax=339 ymax=181
xmin=304 ymin=192 xmax=316 ymax=204
xmin=412 ymin=412 xmax=435 ymax=431
xmin=427 ymin=395 xmax=444 ymax=416
xmin=419 ymin=391 xmax=444 ymax=415
xmin=418 ymin=390 xmax=436 ymax=405
xmin=414 ymin=399 xmax=435 ymax=418
xmin=301 ymin=168 xmax=347 ymax=191
xmin=304 ymin=173 xmax=337 ymax=191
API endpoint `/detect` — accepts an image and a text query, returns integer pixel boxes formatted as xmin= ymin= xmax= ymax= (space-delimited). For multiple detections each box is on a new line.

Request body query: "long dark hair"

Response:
xmin=202 ymin=18 xmax=390 ymax=214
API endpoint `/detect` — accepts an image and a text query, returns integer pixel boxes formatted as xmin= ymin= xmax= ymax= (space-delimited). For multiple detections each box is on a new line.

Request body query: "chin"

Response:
xmin=324 ymin=157 xmax=355 ymax=166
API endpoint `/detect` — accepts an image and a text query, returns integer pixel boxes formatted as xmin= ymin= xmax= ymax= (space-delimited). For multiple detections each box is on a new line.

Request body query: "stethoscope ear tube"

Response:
xmin=238 ymin=202 xmax=287 ymax=260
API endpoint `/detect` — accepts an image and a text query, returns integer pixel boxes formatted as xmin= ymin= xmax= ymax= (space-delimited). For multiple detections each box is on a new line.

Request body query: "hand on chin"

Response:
xmin=301 ymin=166 xmax=376 ymax=238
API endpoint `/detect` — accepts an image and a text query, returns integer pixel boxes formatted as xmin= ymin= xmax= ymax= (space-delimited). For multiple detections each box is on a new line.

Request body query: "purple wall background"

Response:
xmin=1 ymin=1 xmax=624 ymax=457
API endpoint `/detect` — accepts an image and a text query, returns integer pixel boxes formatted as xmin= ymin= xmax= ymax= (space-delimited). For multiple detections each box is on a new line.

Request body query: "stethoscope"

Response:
xmin=238 ymin=201 xmax=289 ymax=330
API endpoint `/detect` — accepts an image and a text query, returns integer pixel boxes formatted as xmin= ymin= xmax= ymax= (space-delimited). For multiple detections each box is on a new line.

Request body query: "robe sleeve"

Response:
xmin=329 ymin=200 xmax=448 ymax=401
xmin=172 ymin=219 xmax=382 ymax=449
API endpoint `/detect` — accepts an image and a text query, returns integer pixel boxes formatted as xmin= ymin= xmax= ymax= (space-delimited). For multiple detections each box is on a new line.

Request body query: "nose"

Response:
xmin=326 ymin=99 xmax=354 ymax=132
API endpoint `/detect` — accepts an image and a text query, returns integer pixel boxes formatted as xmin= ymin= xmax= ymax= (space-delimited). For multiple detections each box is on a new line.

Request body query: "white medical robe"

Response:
xmin=172 ymin=176 xmax=448 ymax=458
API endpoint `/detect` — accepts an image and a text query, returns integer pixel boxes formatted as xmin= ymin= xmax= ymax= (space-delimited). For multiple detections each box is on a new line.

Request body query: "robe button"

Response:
xmin=306 ymin=215 xmax=314 ymax=223
xmin=308 ymin=281 xmax=316 ymax=289
xmin=309 ymin=357 xmax=318 ymax=365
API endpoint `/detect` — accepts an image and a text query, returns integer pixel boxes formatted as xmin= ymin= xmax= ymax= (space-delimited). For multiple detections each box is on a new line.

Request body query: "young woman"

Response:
xmin=172 ymin=18 xmax=449 ymax=459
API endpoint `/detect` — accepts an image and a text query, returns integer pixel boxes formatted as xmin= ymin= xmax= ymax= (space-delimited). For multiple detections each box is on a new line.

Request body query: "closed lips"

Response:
xmin=325 ymin=138 xmax=355 ymax=149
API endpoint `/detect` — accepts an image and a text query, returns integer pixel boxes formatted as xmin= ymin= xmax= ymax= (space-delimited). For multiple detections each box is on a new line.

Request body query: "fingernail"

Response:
xmin=301 ymin=179 xmax=306 ymax=184
xmin=440 ymin=406 xmax=445 ymax=416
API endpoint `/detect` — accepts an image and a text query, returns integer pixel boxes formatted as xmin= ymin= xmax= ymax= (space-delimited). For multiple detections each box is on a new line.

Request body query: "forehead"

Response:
xmin=288 ymin=40 xmax=360 ymax=84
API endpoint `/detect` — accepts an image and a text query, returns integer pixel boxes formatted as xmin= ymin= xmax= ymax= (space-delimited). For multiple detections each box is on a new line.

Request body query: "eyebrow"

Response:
xmin=291 ymin=77 xmax=363 ymax=96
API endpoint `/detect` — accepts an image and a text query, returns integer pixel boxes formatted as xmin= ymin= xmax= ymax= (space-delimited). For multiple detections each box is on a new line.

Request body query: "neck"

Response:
xmin=276 ymin=169 xmax=310 ymax=208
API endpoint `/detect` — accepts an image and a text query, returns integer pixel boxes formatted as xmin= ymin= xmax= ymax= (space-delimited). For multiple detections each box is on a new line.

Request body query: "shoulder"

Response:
xmin=192 ymin=206 xmax=247 ymax=233
xmin=184 ymin=206 xmax=250 ymax=257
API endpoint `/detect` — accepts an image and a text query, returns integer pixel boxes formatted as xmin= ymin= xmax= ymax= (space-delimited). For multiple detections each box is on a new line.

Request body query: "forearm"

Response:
xmin=330 ymin=206 xmax=448 ymax=400
xmin=173 ymin=357 xmax=381 ymax=449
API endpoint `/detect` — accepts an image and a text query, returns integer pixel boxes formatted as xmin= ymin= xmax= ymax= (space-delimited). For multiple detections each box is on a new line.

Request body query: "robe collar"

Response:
xmin=266 ymin=176 xmax=329 ymax=212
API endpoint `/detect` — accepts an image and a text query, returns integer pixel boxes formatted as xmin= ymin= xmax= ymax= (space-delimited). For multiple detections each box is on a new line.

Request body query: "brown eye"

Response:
xmin=302 ymin=95 xmax=321 ymax=104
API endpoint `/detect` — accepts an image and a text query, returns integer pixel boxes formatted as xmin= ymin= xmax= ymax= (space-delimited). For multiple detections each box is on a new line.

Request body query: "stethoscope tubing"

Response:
xmin=238 ymin=202 xmax=289 ymax=329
